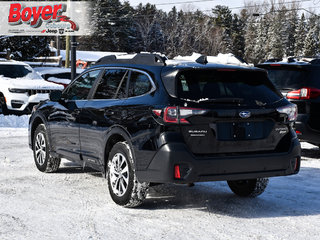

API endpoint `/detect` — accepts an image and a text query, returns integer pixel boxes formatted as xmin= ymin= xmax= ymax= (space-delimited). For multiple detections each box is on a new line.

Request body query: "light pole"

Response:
xmin=71 ymin=36 xmax=77 ymax=80
xmin=67 ymin=0 xmax=77 ymax=80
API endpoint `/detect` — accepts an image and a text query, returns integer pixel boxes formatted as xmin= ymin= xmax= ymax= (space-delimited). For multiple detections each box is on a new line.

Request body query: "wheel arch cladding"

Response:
xmin=31 ymin=117 xmax=45 ymax=149
xmin=104 ymin=127 xmax=135 ymax=173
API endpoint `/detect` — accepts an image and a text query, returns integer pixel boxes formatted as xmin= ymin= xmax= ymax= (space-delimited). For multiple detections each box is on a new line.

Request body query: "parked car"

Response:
xmin=257 ymin=57 xmax=320 ymax=146
xmin=34 ymin=67 xmax=83 ymax=88
xmin=0 ymin=60 xmax=63 ymax=115
xmin=29 ymin=53 xmax=301 ymax=207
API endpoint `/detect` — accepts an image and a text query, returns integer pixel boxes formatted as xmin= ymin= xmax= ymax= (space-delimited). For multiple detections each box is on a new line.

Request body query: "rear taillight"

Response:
xmin=164 ymin=107 xmax=179 ymax=123
xmin=270 ymin=64 xmax=282 ymax=66
xmin=153 ymin=106 xmax=207 ymax=124
xmin=174 ymin=165 xmax=181 ymax=179
xmin=286 ymin=88 xmax=320 ymax=100
xmin=276 ymin=104 xmax=298 ymax=121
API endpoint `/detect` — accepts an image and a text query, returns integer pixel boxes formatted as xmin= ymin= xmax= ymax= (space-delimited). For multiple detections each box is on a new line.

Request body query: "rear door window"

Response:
xmin=176 ymin=70 xmax=282 ymax=106
xmin=93 ymin=69 xmax=128 ymax=99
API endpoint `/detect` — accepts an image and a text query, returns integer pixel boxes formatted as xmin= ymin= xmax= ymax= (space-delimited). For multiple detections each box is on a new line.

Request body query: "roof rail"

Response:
xmin=94 ymin=53 xmax=166 ymax=66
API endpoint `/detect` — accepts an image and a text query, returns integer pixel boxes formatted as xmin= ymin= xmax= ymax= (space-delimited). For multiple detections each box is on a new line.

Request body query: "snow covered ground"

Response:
xmin=0 ymin=117 xmax=320 ymax=240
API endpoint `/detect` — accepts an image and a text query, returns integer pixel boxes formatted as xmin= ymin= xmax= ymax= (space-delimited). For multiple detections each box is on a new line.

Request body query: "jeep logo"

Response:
xmin=239 ymin=111 xmax=251 ymax=118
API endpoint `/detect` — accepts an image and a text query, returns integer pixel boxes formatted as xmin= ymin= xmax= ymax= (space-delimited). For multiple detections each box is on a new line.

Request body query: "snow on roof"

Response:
xmin=25 ymin=61 xmax=60 ymax=67
xmin=171 ymin=52 xmax=250 ymax=66
xmin=34 ymin=67 xmax=83 ymax=75
xmin=60 ymin=50 xmax=126 ymax=62
xmin=0 ymin=59 xmax=29 ymax=66
xmin=263 ymin=57 xmax=320 ymax=65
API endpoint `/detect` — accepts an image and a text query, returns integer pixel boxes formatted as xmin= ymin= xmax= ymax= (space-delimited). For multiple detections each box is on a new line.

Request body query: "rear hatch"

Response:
xmin=258 ymin=64 xmax=320 ymax=131
xmin=164 ymin=68 xmax=293 ymax=155
xmin=258 ymin=65 xmax=320 ymax=95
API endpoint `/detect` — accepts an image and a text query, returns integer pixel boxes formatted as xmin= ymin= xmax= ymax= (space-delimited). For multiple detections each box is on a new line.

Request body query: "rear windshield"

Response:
xmin=176 ymin=70 xmax=282 ymax=105
xmin=265 ymin=68 xmax=320 ymax=90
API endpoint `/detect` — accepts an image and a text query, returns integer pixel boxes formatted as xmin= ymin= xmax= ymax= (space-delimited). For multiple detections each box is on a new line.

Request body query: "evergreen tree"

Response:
xmin=231 ymin=14 xmax=245 ymax=58
xmin=162 ymin=7 xmax=179 ymax=57
xmin=244 ymin=19 xmax=257 ymax=63
xmin=91 ymin=0 xmax=134 ymax=51
xmin=284 ymin=7 xmax=298 ymax=56
xmin=266 ymin=12 xmax=284 ymax=60
xmin=0 ymin=36 xmax=49 ymax=60
xmin=212 ymin=5 xmax=233 ymax=53
xmin=303 ymin=23 xmax=320 ymax=56
xmin=294 ymin=13 xmax=307 ymax=56
xmin=254 ymin=16 xmax=269 ymax=64
xmin=132 ymin=3 xmax=165 ymax=53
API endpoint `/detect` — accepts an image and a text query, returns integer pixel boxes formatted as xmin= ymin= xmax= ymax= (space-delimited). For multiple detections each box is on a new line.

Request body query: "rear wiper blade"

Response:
xmin=199 ymin=98 xmax=244 ymax=104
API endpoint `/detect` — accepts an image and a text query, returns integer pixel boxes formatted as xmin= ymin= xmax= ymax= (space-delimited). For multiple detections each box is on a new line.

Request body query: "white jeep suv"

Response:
xmin=0 ymin=60 xmax=63 ymax=115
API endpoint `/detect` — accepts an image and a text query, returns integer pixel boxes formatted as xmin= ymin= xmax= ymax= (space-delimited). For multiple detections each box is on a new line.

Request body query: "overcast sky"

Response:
xmin=124 ymin=0 xmax=320 ymax=14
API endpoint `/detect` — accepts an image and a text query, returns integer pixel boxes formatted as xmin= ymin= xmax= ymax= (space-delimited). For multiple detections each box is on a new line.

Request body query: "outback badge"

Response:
xmin=239 ymin=111 xmax=251 ymax=118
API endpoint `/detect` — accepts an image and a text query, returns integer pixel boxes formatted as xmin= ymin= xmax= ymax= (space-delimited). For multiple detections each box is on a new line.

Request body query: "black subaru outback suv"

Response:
xmin=257 ymin=58 xmax=320 ymax=146
xmin=29 ymin=53 xmax=300 ymax=207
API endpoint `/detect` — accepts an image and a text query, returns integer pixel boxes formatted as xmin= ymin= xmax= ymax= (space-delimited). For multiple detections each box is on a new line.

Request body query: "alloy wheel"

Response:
xmin=35 ymin=132 xmax=46 ymax=166
xmin=109 ymin=153 xmax=129 ymax=197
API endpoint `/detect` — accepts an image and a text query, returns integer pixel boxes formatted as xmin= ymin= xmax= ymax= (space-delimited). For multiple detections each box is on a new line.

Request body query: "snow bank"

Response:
xmin=0 ymin=115 xmax=30 ymax=128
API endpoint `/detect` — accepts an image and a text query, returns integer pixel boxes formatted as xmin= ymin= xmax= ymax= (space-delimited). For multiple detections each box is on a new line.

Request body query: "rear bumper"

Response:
xmin=295 ymin=114 xmax=320 ymax=145
xmin=136 ymin=135 xmax=301 ymax=183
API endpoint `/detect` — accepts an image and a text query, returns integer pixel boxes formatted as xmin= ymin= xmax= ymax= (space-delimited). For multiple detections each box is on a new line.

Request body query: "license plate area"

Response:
xmin=217 ymin=122 xmax=265 ymax=140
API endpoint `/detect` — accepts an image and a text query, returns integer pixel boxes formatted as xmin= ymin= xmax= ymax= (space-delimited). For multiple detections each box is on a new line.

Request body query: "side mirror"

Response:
xmin=49 ymin=90 xmax=62 ymax=102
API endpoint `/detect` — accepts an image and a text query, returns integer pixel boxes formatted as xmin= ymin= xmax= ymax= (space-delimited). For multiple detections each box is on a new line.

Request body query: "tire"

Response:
xmin=0 ymin=95 xmax=8 ymax=115
xmin=227 ymin=178 xmax=269 ymax=197
xmin=107 ymin=142 xmax=149 ymax=207
xmin=33 ymin=124 xmax=61 ymax=173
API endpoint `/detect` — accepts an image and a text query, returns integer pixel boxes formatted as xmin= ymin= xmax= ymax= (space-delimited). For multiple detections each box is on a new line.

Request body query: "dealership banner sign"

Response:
xmin=0 ymin=1 xmax=91 ymax=35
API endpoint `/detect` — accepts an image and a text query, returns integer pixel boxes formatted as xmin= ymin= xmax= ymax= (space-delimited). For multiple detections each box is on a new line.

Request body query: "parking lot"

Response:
xmin=0 ymin=127 xmax=320 ymax=240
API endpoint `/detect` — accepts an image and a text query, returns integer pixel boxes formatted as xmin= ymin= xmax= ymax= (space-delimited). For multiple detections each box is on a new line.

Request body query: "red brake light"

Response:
xmin=152 ymin=109 xmax=162 ymax=117
xmin=163 ymin=107 xmax=207 ymax=124
xmin=174 ymin=165 xmax=181 ymax=179
xmin=270 ymin=64 xmax=282 ymax=66
xmin=287 ymin=88 xmax=320 ymax=100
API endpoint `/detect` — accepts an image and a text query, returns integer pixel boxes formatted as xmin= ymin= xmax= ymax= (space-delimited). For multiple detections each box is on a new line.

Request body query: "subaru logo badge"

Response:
xmin=239 ymin=111 xmax=251 ymax=118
